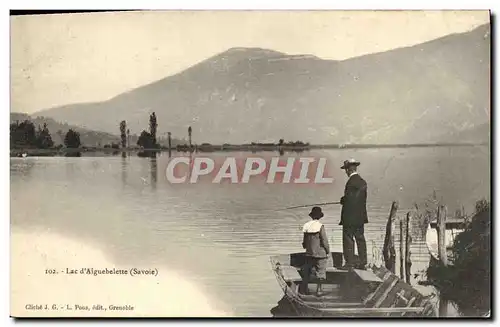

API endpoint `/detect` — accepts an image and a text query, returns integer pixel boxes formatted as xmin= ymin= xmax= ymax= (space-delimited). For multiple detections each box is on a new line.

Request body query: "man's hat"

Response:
xmin=340 ymin=158 xmax=361 ymax=169
xmin=309 ymin=206 xmax=324 ymax=219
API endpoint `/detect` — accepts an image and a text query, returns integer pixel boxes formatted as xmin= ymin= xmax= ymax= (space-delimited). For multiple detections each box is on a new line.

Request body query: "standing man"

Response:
xmin=339 ymin=159 xmax=368 ymax=270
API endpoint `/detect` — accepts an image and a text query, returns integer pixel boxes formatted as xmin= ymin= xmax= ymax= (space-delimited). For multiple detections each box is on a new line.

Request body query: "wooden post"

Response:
xmin=399 ymin=219 xmax=405 ymax=279
xmin=167 ymin=132 xmax=172 ymax=157
xmin=383 ymin=201 xmax=398 ymax=273
xmin=437 ymin=205 xmax=448 ymax=266
xmin=405 ymin=212 xmax=412 ymax=284
xmin=437 ymin=205 xmax=449 ymax=317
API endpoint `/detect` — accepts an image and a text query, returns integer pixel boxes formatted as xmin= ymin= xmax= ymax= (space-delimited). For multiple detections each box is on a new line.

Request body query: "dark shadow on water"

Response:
xmin=270 ymin=296 xmax=299 ymax=317
xmin=64 ymin=151 xmax=81 ymax=157
xmin=150 ymin=155 xmax=157 ymax=190
xmin=137 ymin=150 xmax=158 ymax=189
xmin=137 ymin=150 xmax=157 ymax=158
xmin=121 ymin=152 xmax=128 ymax=187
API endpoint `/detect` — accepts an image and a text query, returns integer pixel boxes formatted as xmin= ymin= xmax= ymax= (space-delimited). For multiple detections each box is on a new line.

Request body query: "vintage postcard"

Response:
xmin=10 ymin=10 xmax=490 ymax=318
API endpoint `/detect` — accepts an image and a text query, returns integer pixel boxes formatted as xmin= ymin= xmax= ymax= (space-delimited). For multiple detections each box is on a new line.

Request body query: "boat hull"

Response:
xmin=270 ymin=252 xmax=436 ymax=317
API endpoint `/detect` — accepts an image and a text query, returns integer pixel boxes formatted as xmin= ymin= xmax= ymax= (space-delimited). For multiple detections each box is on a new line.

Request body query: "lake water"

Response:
xmin=10 ymin=147 xmax=490 ymax=317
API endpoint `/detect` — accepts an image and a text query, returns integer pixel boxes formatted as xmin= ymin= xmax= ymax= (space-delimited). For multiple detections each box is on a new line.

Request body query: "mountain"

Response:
xmin=34 ymin=24 xmax=490 ymax=145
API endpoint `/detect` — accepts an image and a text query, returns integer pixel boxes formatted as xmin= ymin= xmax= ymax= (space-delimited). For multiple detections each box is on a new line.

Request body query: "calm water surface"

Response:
xmin=10 ymin=147 xmax=490 ymax=316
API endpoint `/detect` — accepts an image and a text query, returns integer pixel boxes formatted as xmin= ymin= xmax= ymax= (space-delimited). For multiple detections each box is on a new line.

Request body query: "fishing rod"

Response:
xmin=282 ymin=201 xmax=341 ymax=210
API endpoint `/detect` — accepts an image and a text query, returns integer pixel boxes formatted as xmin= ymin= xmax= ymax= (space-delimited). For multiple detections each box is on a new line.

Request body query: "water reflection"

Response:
xmin=121 ymin=152 xmax=128 ymax=187
xmin=10 ymin=159 xmax=35 ymax=178
xmin=137 ymin=150 xmax=157 ymax=158
xmin=150 ymin=154 xmax=157 ymax=190
xmin=64 ymin=151 xmax=81 ymax=157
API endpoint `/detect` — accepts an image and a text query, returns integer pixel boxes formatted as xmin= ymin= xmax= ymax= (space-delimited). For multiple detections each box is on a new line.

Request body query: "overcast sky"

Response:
xmin=11 ymin=10 xmax=489 ymax=114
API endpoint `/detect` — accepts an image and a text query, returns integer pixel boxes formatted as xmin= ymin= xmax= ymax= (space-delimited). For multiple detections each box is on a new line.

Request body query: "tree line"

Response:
xmin=12 ymin=112 xmax=308 ymax=152
xmin=10 ymin=120 xmax=81 ymax=149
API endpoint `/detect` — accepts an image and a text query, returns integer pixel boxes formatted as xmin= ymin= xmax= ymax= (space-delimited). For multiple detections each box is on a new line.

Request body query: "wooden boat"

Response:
xmin=425 ymin=219 xmax=466 ymax=265
xmin=270 ymin=252 xmax=436 ymax=317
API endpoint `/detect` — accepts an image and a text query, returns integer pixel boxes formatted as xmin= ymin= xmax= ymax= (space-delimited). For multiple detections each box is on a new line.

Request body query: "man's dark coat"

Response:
xmin=340 ymin=174 xmax=368 ymax=226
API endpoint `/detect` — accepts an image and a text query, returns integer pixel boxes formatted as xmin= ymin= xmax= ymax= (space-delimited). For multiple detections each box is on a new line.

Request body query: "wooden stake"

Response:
xmin=167 ymin=132 xmax=172 ymax=157
xmin=400 ymin=296 xmax=417 ymax=317
xmin=383 ymin=201 xmax=398 ymax=273
xmin=437 ymin=205 xmax=448 ymax=266
xmin=399 ymin=219 xmax=405 ymax=279
xmin=437 ymin=205 xmax=449 ymax=317
xmin=405 ymin=212 xmax=412 ymax=284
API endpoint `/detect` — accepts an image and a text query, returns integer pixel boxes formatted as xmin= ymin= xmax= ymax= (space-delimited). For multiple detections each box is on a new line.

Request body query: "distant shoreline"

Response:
xmin=10 ymin=142 xmax=489 ymax=157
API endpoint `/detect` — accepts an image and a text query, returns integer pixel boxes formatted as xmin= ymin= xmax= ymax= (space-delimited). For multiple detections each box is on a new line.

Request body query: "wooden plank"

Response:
xmin=385 ymin=290 xmax=414 ymax=317
xmin=369 ymin=266 xmax=427 ymax=313
xmin=299 ymin=294 xmax=343 ymax=302
xmin=401 ymin=296 xmax=417 ymax=317
xmin=378 ymin=283 xmax=402 ymax=308
xmin=280 ymin=265 xmax=302 ymax=282
xmin=383 ymin=201 xmax=398 ymax=273
xmin=384 ymin=289 xmax=404 ymax=317
xmin=373 ymin=278 xmax=399 ymax=308
xmin=322 ymin=307 xmax=425 ymax=314
xmin=371 ymin=266 xmax=391 ymax=280
xmin=326 ymin=267 xmax=350 ymax=273
xmin=363 ymin=271 xmax=391 ymax=304
xmin=395 ymin=290 xmax=410 ymax=304
xmin=304 ymin=301 xmax=364 ymax=309
xmin=380 ymin=279 xmax=423 ymax=310
xmin=353 ymin=269 xmax=383 ymax=283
